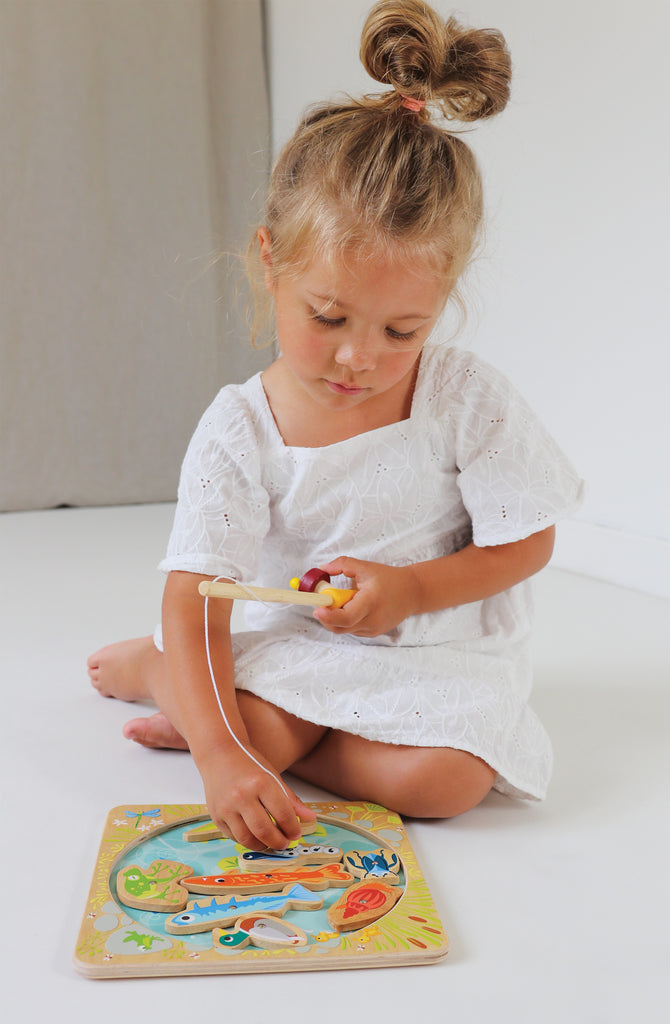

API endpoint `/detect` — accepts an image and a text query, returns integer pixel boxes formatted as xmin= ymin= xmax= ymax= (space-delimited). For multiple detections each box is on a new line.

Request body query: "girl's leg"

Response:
xmin=87 ymin=637 xmax=188 ymax=747
xmin=291 ymin=730 xmax=496 ymax=818
xmin=87 ymin=638 xmax=327 ymax=767
xmin=236 ymin=692 xmax=328 ymax=771
xmin=88 ymin=640 xmax=493 ymax=815
xmin=87 ymin=637 xmax=159 ymax=702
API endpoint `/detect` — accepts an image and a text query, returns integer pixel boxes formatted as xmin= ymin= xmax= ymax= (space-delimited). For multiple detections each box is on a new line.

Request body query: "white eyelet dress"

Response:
xmin=158 ymin=343 xmax=583 ymax=801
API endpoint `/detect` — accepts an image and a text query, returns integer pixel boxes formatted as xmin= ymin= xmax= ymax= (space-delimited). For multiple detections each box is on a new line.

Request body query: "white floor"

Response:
xmin=1 ymin=503 xmax=668 ymax=1023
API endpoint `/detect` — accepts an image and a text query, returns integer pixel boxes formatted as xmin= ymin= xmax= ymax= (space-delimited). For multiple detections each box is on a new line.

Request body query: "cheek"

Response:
xmin=278 ymin=320 xmax=329 ymax=367
xmin=382 ymin=348 xmax=422 ymax=380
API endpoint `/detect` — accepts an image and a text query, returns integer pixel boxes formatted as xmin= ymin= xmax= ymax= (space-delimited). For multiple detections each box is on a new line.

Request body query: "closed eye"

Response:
xmin=311 ymin=309 xmax=420 ymax=342
xmin=311 ymin=312 xmax=345 ymax=328
xmin=386 ymin=327 xmax=418 ymax=342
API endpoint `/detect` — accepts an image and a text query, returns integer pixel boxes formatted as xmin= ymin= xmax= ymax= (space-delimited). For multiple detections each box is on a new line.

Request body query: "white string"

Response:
xmin=203 ymin=575 xmax=290 ymax=800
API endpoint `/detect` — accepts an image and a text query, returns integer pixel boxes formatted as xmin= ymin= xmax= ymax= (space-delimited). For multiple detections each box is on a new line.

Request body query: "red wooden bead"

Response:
xmin=298 ymin=568 xmax=331 ymax=593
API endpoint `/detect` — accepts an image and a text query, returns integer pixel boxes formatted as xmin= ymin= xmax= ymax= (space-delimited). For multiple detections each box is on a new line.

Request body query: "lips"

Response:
xmin=326 ymin=380 xmax=367 ymax=396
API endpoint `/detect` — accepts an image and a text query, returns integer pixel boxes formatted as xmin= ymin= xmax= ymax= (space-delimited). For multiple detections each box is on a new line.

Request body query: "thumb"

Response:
xmin=319 ymin=555 xmax=362 ymax=582
xmin=293 ymin=795 xmax=317 ymax=826
xmin=277 ymin=775 xmax=316 ymax=827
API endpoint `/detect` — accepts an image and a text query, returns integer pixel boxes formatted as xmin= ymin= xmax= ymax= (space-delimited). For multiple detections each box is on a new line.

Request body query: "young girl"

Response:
xmin=88 ymin=0 xmax=582 ymax=853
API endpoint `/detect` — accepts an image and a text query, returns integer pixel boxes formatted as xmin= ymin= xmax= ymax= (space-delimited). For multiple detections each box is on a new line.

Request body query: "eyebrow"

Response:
xmin=307 ymin=291 xmax=432 ymax=320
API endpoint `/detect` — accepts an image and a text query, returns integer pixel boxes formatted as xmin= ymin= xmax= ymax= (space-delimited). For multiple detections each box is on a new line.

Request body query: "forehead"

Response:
xmin=294 ymin=250 xmax=448 ymax=314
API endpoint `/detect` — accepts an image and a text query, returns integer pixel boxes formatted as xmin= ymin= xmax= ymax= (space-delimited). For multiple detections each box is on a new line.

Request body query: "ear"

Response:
xmin=257 ymin=226 xmax=274 ymax=292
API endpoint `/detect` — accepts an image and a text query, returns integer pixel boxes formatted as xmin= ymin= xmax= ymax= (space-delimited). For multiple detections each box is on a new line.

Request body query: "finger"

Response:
xmin=225 ymin=803 xmax=296 ymax=853
xmin=314 ymin=600 xmax=367 ymax=632
xmin=243 ymin=803 xmax=295 ymax=851
xmin=260 ymin=783 xmax=312 ymax=846
xmin=318 ymin=556 xmax=362 ymax=582
xmin=317 ymin=608 xmax=384 ymax=637
xmin=209 ymin=810 xmax=254 ymax=850
xmin=317 ymin=584 xmax=369 ymax=617
xmin=295 ymin=798 xmax=317 ymax=827
xmin=271 ymin=782 xmax=317 ymax=829
xmin=223 ymin=811 xmax=268 ymax=852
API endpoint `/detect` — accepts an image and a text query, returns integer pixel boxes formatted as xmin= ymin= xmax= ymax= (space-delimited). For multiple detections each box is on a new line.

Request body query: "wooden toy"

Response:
xmin=165 ymin=884 xmax=323 ymax=935
xmin=116 ymin=859 xmax=194 ymax=912
xmin=237 ymin=844 xmax=342 ymax=872
xmin=327 ymin=880 xmax=402 ymax=933
xmin=213 ymin=915 xmax=309 ymax=951
xmin=183 ymin=820 xmax=230 ymax=842
xmin=181 ymin=861 xmax=354 ymax=895
xmin=289 ymin=568 xmax=356 ymax=609
xmin=74 ymin=801 xmax=449 ymax=977
xmin=198 ymin=568 xmax=356 ymax=610
xmin=342 ymin=848 xmax=402 ymax=884
xmin=182 ymin=817 xmax=319 ymax=843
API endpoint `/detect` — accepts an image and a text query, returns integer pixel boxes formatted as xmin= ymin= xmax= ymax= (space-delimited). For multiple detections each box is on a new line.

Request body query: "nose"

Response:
xmin=334 ymin=334 xmax=377 ymax=372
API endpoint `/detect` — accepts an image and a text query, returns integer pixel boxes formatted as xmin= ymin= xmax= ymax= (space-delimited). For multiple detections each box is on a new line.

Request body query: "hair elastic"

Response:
xmin=400 ymin=95 xmax=426 ymax=112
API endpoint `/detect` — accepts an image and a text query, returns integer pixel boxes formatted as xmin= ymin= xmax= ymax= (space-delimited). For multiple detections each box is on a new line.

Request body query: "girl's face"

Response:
xmin=260 ymin=231 xmax=447 ymax=419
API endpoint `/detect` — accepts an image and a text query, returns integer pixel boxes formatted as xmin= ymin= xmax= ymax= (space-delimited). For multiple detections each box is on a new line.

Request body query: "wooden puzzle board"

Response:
xmin=74 ymin=801 xmax=449 ymax=977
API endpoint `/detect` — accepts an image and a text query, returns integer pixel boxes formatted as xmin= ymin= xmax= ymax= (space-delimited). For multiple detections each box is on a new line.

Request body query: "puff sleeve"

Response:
xmin=158 ymin=386 xmax=270 ymax=580
xmin=453 ymin=356 xmax=584 ymax=546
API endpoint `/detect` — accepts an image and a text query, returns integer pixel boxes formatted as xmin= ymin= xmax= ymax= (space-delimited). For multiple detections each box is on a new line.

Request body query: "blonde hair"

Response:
xmin=249 ymin=0 xmax=511 ymax=343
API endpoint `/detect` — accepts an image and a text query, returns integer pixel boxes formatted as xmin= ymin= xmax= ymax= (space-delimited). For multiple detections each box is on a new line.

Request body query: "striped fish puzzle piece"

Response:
xmin=165 ymin=884 xmax=322 ymax=934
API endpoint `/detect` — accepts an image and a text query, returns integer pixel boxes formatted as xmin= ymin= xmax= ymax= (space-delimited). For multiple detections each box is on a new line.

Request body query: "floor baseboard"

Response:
xmin=553 ymin=519 xmax=670 ymax=600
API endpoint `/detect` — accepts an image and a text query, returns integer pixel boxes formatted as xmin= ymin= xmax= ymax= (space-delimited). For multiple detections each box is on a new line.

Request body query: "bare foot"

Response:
xmin=87 ymin=636 xmax=158 ymax=702
xmin=123 ymin=712 xmax=190 ymax=750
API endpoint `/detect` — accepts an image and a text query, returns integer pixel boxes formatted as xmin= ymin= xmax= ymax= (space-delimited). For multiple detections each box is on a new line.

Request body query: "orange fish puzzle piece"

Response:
xmin=182 ymin=862 xmax=354 ymax=895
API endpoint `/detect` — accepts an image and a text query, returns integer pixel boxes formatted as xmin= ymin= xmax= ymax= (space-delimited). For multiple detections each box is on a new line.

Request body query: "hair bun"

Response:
xmin=360 ymin=0 xmax=447 ymax=95
xmin=360 ymin=0 xmax=511 ymax=121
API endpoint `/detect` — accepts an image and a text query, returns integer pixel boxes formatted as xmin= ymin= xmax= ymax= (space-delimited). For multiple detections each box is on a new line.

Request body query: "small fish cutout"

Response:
xmin=238 ymin=844 xmax=342 ymax=872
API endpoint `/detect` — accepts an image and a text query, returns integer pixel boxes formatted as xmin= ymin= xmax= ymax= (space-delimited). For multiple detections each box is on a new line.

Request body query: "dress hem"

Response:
xmin=235 ymin=679 xmax=548 ymax=803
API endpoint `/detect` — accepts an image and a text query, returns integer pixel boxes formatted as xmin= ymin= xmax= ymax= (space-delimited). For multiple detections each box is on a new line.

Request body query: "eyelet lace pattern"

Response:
xmin=158 ymin=343 xmax=583 ymax=800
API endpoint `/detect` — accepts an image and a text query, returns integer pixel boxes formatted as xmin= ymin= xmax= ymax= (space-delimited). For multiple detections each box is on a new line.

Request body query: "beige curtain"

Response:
xmin=0 ymin=0 xmax=271 ymax=511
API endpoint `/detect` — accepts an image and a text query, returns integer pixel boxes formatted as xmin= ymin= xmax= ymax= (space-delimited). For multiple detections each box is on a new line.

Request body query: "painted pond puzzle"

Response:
xmin=74 ymin=801 xmax=449 ymax=977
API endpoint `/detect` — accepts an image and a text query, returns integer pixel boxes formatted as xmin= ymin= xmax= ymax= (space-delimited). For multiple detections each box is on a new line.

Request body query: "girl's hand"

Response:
xmin=200 ymin=743 xmax=315 ymax=851
xmin=313 ymin=557 xmax=420 ymax=637
xmin=314 ymin=530 xmax=556 ymax=637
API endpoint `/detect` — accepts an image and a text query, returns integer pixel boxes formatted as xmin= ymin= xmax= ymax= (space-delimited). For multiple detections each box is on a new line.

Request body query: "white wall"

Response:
xmin=266 ymin=0 xmax=670 ymax=597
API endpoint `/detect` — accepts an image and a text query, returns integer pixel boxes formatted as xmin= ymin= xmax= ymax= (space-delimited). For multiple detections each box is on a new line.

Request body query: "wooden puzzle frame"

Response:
xmin=74 ymin=801 xmax=449 ymax=977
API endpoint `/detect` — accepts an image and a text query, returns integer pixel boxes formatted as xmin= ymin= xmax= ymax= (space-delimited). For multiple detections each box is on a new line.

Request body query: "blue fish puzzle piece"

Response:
xmin=165 ymin=884 xmax=322 ymax=935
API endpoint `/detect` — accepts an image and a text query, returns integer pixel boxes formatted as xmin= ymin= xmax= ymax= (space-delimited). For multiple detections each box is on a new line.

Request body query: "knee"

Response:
xmin=390 ymin=748 xmax=496 ymax=819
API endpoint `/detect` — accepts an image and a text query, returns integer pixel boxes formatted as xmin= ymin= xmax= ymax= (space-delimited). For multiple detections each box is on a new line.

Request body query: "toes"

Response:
xmin=122 ymin=713 xmax=189 ymax=751
xmin=88 ymin=667 xmax=103 ymax=692
xmin=122 ymin=717 xmax=146 ymax=743
xmin=123 ymin=717 xmax=161 ymax=747
xmin=86 ymin=651 xmax=107 ymax=692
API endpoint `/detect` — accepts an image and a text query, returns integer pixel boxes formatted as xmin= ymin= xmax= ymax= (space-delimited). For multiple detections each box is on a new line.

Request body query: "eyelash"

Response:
xmin=311 ymin=314 xmax=418 ymax=343
xmin=312 ymin=314 xmax=344 ymax=328
xmin=386 ymin=327 xmax=418 ymax=342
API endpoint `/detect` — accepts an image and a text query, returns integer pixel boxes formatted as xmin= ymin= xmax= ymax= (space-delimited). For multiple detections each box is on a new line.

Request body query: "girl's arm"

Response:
xmin=161 ymin=571 xmax=310 ymax=849
xmin=315 ymin=525 xmax=555 ymax=638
